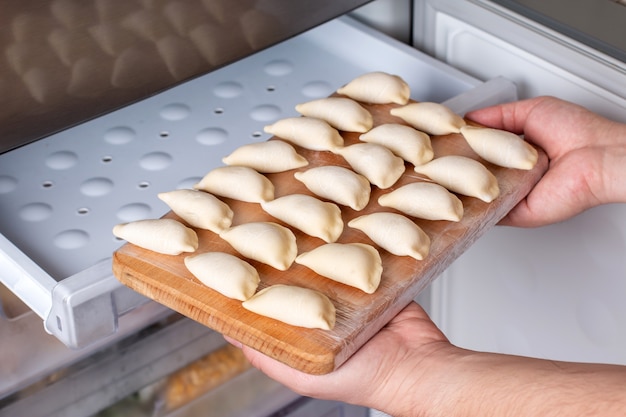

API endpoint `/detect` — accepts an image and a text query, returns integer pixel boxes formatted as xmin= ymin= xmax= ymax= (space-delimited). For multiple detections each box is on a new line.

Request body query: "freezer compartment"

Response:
xmin=0 ymin=280 xmax=173 ymax=399
xmin=0 ymin=14 xmax=517 ymax=392
xmin=1 ymin=314 xmax=221 ymax=417
xmin=1 ymin=309 xmax=367 ymax=417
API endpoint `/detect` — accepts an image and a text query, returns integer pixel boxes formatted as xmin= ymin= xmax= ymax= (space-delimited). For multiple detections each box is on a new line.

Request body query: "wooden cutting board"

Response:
xmin=112 ymin=101 xmax=548 ymax=374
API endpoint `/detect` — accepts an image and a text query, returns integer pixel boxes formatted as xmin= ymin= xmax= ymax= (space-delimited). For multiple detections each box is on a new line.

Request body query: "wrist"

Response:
xmin=371 ymin=342 xmax=468 ymax=417
xmin=599 ymin=122 xmax=626 ymax=206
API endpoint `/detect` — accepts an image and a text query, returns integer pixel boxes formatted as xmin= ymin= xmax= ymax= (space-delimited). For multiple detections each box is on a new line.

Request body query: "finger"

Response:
xmin=465 ymin=96 xmax=549 ymax=134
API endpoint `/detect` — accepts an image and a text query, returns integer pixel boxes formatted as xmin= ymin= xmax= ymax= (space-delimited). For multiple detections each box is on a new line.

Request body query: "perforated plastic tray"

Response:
xmin=0 ymin=16 xmax=514 ymax=356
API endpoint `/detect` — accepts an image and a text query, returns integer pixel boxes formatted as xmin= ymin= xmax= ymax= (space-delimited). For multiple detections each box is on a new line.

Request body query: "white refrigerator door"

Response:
xmin=413 ymin=0 xmax=626 ymax=365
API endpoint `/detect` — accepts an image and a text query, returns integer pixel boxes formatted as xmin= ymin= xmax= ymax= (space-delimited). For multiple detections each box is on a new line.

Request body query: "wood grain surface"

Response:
xmin=112 ymin=101 xmax=549 ymax=374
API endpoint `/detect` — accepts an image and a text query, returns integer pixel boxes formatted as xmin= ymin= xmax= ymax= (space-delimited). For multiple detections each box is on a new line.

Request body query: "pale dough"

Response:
xmin=294 ymin=166 xmax=371 ymax=211
xmin=460 ymin=125 xmax=538 ymax=170
xmin=113 ymin=218 xmax=198 ymax=255
xmin=158 ymin=189 xmax=233 ymax=233
xmin=377 ymin=182 xmax=464 ymax=222
xmin=336 ymin=71 xmax=410 ymax=105
xmin=295 ymin=97 xmax=373 ymax=133
xmin=390 ymin=102 xmax=466 ymax=136
xmin=263 ymin=117 xmax=344 ymax=151
xmin=184 ymin=252 xmax=260 ymax=301
xmin=193 ymin=166 xmax=275 ymax=203
xmin=359 ymin=123 xmax=434 ymax=166
xmin=242 ymin=284 xmax=336 ymax=330
xmin=334 ymin=143 xmax=406 ymax=189
xmin=261 ymin=194 xmax=344 ymax=243
xmin=222 ymin=140 xmax=308 ymax=173
xmin=295 ymin=242 xmax=382 ymax=294
xmin=414 ymin=155 xmax=500 ymax=203
xmin=219 ymin=222 xmax=297 ymax=271
xmin=348 ymin=212 xmax=431 ymax=260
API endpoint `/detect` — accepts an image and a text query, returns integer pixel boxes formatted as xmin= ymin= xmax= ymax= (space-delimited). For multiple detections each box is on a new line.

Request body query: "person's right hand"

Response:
xmin=465 ymin=96 xmax=626 ymax=227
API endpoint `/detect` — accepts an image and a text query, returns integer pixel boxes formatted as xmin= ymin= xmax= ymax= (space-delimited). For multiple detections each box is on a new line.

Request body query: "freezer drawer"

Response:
xmin=0 ymin=14 xmax=518 ymax=398
xmin=0 ymin=15 xmax=478 ymax=342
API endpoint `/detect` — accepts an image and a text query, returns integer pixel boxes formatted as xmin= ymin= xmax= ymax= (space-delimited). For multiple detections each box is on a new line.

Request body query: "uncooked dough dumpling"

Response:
xmin=414 ymin=155 xmax=500 ymax=203
xmin=263 ymin=117 xmax=344 ymax=151
xmin=334 ymin=143 xmax=405 ymax=189
xmin=460 ymin=125 xmax=538 ymax=170
xmin=261 ymin=194 xmax=343 ymax=243
xmin=336 ymin=71 xmax=410 ymax=105
xmin=113 ymin=218 xmax=198 ymax=255
xmin=378 ymin=182 xmax=464 ymax=221
xmin=222 ymin=140 xmax=308 ymax=173
xmin=158 ymin=189 xmax=233 ymax=233
xmin=295 ymin=243 xmax=382 ymax=294
xmin=242 ymin=284 xmax=336 ymax=330
xmin=193 ymin=166 xmax=275 ymax=203
xmin=359 ymin=123 xmax=434 ymax=166
xmin=184 ymin=252 xmax=260 ymax=301
xmin=348 ymin=212 xmax=431 ymax=260
xmin=295 ymin=97 xmax=373 ymax=133
xmin=294 ymin=166 xmax=371 ymax=211
xmin=219 ymin=222 xmax=297 ymax=271
xmin=390 ymin=102 xmax=466 ymax=135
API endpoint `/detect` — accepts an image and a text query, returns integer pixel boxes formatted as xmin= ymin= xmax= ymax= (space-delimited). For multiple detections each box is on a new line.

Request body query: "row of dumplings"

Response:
xmin=340 ymin=72 xmax=538 ymax=171
xmin=113 ymin=71 xmax=539 ymax=330
xmin=112 ymin=207 xmax=340 ymax=330
xmin=112 ymin=138 xmax=428 ymax=330
xmin=264 ymin=73 xmax=537 ymax=201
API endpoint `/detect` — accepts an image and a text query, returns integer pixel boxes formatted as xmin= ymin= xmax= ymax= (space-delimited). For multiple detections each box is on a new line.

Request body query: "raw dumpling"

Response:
xmin=158 ymin=189 xmax=233 ymax=233
xmin=295 ymin=97 xmax=373 ymax=133
xmin=336 ymin=71 xmax=410 ymax=105
xmin=222 ymin=140 xmax=308 ymax=173
xmin=414 ymin=155 xmax=500 ymax=203
xmin=219 ymin=222 xmax=297 ymax=271
xmin=359 ymin=123 xmax=434 ymax=166
xmin=348 ymin=212 xmax=431 ymax=260
xmin=460 ymin=125 xmax=538 ymax=170
xmin=193 ymin=166 xmax=275 ymax=203
xmin=263 ymin=117 xmax=344 ymax=151
xmin=334 ymin=143 xmax=405 ymax=189
xmin=390 ymin=102 xmax=466 ymax=136
xmin=378 ymin=182 xmax=463 ymax=221
xmin=294 ymin=166 xmax=371 ymax=211
xmin=113 ymin=218 xmax=198 ymax=255
xmin=295 ymin=242 xmax=382 ymax=294
xmin=242 ymin=284 xmax=336 ymax=330
xmin=261 ymin=194 xmax=344 ymax=243
xmin=184 ymin=252 xmax=260 ymax=301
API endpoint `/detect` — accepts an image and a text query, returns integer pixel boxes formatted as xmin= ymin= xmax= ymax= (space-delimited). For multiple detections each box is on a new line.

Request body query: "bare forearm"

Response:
xmin=426 ymin=349 xmax=626 ymax=417
xmin=234 ymin=302 xmax=626 ymax=417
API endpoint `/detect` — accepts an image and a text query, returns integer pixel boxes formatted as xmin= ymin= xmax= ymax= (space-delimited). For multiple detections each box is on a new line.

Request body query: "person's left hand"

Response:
xmin=226 ymin=301 xmax=458 ymax=417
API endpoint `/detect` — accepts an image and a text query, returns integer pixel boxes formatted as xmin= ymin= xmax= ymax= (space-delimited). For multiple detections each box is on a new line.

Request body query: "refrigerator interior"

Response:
xmin=8 ymin=0 xmax=624 ymax=414
xmin=413 ymin=0 xmax=626 ymax=366
xmin=0 ymin=7 xmax=519 ymax=416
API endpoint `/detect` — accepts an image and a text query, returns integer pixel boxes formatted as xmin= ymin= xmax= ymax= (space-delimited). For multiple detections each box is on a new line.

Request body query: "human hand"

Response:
xmin=226 ymin=301 xmax=458 ymax=417
xmin=229 ymin=300 xmax=626 ymax=417
xmin=465 ymin=96 xmax=626 ymax=227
